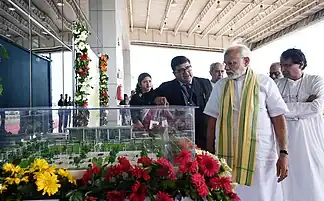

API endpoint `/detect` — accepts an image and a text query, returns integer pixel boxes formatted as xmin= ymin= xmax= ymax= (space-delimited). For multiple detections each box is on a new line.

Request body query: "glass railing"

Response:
xmin=0 ymin=106 xmax=196 ymax=169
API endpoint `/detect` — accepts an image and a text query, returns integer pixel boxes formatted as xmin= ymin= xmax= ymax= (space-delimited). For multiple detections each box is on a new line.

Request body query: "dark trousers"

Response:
xmin=58 ymin=111 xmax=63 ymax=132
xmin=63 ymin=111 xmax=71 ymax=128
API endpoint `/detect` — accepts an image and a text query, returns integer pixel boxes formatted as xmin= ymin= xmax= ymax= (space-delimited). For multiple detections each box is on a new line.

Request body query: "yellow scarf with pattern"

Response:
xmin=217 ymin=68 xmax=260 ymax=186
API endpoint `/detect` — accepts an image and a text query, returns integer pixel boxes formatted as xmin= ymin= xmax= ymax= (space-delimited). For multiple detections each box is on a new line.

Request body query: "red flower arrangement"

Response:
xmin=70 ymin=149 xmax=240 ymax=201
xmin=99 ymin=54 xmax=109 ymax=106
xmin=99 ymin=54 xmax=109 ymax=126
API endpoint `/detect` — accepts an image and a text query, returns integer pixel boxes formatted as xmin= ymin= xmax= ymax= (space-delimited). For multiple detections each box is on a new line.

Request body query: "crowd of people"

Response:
xmin=124 ymin=45 xmax=324 ymax=201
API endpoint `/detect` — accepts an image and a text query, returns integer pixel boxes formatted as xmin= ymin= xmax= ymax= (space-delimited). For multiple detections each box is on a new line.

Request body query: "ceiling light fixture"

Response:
xmin=163 ymin=21 xmax=168 ymax=30
xmin=196 ymin=24 xmax=201 ymax=33
xmin=228 ymin=28 xmax=234 ymax=37
xmin=171 ymin=0 xmax=178 ymax=6
xmin=57 ymin=2 xmax=64 ymax=6
xmin=216 ymin=1 xmax=222 ymax=11
xmin=259 ymin=5 xmax=265 ymax=15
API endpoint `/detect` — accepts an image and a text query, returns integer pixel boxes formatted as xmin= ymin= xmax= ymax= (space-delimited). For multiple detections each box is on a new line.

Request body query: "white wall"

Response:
xmin=47 ymin=51 xmax=73 ymax=106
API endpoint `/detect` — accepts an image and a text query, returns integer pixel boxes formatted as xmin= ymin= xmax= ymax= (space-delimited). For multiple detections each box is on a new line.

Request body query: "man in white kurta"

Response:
xmin=204 ymin=44 xmax=289 ymax=201
xmin=276 ymin=48 xmax=324 ymax=201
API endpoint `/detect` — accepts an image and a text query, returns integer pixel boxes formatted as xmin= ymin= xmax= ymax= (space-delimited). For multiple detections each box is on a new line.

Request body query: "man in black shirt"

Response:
xmin=58 ymin=94 xmax=64 ymax=132
xmin=153 ymin=56 xmax=212 ymax=150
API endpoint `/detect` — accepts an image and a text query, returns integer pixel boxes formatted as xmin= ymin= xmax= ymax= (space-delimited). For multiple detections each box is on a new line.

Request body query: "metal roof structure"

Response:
xmin=1 ymin=0 xmax=323 ymax=52
xmin=127 ymin=0 xmax=324 ymax=51
xmin=0 ymin=0 xmax=88 ymax=51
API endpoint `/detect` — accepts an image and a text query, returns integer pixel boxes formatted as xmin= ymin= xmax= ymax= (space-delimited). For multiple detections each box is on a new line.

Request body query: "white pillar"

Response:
xmin=123 ymin=49 xmax=132 ymax=95
xmin=89 ymin=0 xmax=123 ymax=125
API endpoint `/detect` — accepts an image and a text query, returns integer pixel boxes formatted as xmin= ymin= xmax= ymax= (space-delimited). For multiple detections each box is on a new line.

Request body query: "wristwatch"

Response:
xmin=280 ymin=150 xmax=288 ymax=155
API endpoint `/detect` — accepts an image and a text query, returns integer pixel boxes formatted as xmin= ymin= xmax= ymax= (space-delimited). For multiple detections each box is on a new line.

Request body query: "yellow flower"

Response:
xmin=58 ymin=169 xmax=76 ymax=184
xmin=12 ymin=166 xmax=24 ymax=175
xmin=47 ymin=165 xmax=56 ymax=175
xmin=21 ymin=176 xmax=29 ymax=183
xmin=0 ymin=184 xmax=7 ymax=193
xmin=67 ymin=173 xmax=76 ymax=184
xmin=5 ymin=177 xmax=21 ymax=185
xmin=3 ymin=163 xmax=15 ymax=173
xmin=30 ymin=159 xmax=49 ymax=172
xmin=35 ymin=172 xmax=61 ymax=196
xmin=57 ymin=169 xmax=68 ymax=177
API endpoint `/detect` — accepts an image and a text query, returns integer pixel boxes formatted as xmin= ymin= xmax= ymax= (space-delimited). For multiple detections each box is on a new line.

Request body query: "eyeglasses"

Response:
xmin=175 ymin=65 xmax=192 ymax=74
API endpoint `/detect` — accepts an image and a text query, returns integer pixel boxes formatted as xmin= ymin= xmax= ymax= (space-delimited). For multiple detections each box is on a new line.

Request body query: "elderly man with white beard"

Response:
xmin=204 ymin=44 xmax=289 ymax=201
xmin=276 ymin=48 xmax=324 ymax=201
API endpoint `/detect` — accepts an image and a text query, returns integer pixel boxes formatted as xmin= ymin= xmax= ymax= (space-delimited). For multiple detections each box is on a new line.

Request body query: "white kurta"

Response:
xmin=210 ymin=80 xmax=217 ymax=88
xmin=276 ymin=74 xmax=324 ymax=201
xmin=204 ymin=74 xmax=288 ymax=201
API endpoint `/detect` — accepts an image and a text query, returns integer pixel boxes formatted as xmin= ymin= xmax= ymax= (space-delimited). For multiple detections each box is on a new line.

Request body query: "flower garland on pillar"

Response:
xmin=73 ymin=22 xmax=91 ymax=127
xmin=99 ymin=54 xmax=109 ymax=125
xmin=99 ymin=54 xmax=109 ymax=106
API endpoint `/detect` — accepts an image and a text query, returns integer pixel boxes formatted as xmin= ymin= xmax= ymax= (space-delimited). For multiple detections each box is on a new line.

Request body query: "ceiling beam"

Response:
xmin=145 ymin=0 xmax=152 ymax=33
xmin=212 ymin=0 xmax=263 ymax=39
xmin=250 ymin=8 xmax=324 ymax=50
xmin=0 ymin=2 xmax=48 ymax=40
xmin=232 ymin=0 xmax=291 ymax=39
xmin=129 ymin=0 xmax=134 ymax=32
xmin=43 ymin=0 xmax=72 ymax=30
xmin=187 ymin=0 xmax=218 ymax=37
xmin=201 ymin=0 xmax=244 ymax=37
xmin=9 ymin=0 xmax=60 ymax=34
xmin=246 ymin=0 xmax=322 ymax=42
xmin=159 ymin=0 xmax=173 ymax=35
xmin=174 ymin=0 xmax=194 ymax=36
xmin=0 ymin=15 xmax=28 ymax=39
xmin=66 ymin=0 xmax=89 ymax=23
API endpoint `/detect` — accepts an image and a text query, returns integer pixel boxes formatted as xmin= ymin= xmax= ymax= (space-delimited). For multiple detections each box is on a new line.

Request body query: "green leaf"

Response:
xmin=207 ymin=195 xmax=214 ymax=201
xmin=0 ymin=44 xmax=8 ymax=59
xmin=19 ymin=158 xmax=32 ymax=168
xmin=161 ymin=180 xmax=176 ymax=189
xmin=68 ymin=190 xmax=83 ymax=201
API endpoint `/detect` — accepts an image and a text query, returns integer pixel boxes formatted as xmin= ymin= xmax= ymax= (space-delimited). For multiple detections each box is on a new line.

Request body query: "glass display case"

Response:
xmin=0 ymin=106 xmax=196 ymax=169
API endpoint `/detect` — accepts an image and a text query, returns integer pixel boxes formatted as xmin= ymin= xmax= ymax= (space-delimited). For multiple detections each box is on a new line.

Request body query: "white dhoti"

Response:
xmin=276 ymin=74 xmax=324 ymax=201
xmin=281 ymin=117 xmax=324 ymax=201
xmin=236 ymin=159 xmax=283 ymax=201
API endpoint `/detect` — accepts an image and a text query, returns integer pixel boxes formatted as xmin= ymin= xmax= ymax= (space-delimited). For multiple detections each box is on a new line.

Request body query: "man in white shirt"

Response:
xmin=204 ymin=44 xmax=289 ymax=201
xmin=276 ymin=48 xmax=324 ymax=201
xmin=269 ymin=62 xmax=283 ymax=80
xmin=210 ymin=62 xmax=225 ymax=87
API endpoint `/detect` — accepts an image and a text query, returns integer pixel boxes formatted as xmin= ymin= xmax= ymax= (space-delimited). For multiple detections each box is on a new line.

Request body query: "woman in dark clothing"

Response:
xmin=129 ymin=73 xmax=155 ymax=129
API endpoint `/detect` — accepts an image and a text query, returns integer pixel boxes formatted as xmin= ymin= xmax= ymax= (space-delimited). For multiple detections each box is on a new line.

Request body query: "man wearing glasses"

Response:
xmin=154 ymin=56 xmax=212 ymax=150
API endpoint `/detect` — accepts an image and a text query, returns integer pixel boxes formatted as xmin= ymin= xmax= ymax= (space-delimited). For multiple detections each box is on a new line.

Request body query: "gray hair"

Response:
xmin=270 ymin=62 xmax=280 ymax=68
xmin=225 ymin=44 xmax=252 ymax=58
xmin=210 ymin=62 xmax=224 ymax=71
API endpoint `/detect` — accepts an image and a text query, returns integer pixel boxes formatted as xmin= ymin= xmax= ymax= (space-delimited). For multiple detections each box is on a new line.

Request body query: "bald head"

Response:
xmin=269 ymin=62 xmax=283 ymax=80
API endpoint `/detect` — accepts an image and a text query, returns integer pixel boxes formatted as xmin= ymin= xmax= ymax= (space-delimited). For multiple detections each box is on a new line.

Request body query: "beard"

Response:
xmin=227 ymin=72 xmax=243 ymax=80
